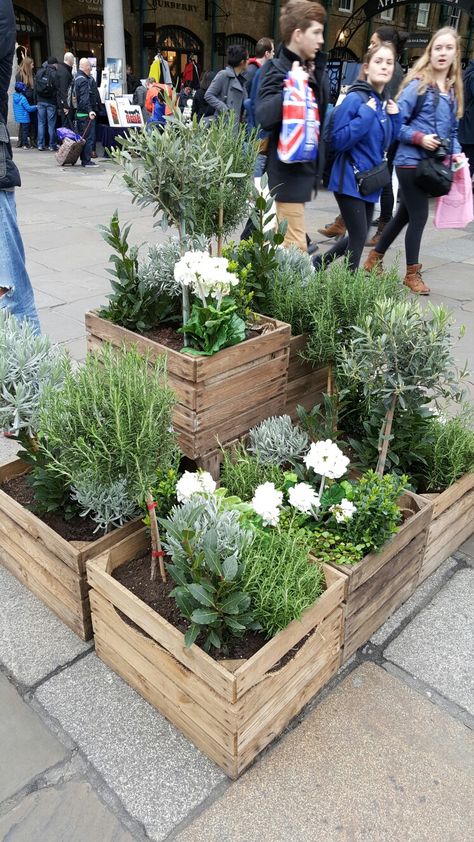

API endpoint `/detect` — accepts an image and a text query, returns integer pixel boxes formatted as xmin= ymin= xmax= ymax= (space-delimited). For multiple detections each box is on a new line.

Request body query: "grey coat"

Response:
xmin=204 ymin=66 xmax=246 ymax=123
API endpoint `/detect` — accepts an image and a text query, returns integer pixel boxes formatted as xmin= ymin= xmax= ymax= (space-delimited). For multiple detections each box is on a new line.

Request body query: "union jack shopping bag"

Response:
xmin=277 ymin=68 xmax=320 ymax=164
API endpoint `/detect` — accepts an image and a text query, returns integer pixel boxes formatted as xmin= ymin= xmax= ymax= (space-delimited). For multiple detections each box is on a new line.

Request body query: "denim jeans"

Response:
xmin=76 ymin=116 xmax=95 ymax=165
xmin=0 ymin=190 xmax=40 ymax=333
xmin=37 ymin=102 xmax=57 ymax=149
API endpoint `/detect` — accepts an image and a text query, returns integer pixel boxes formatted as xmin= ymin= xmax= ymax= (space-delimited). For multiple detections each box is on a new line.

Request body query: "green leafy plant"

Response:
xmin=307 ymin=528 xmax=364 ymax=567
xmin=328 ymin=470 xmax=407 ymax=555
xmin=36 ymin=345 xmax=179 ymax=527
xmin=339 ymin=298 xmax=466 ymax=475
xmin=297 ymin=394 xmax=344 ymax=443
xmin=241 ymin=527 xmax=324 ymax=638
xmin=418 ymin=412 xmax=474 ymax=492
xmin=220 ymin=444 xmax=287 ymax=501
xmin=248 ymin=415 xmax=309 ymax=466
xmin=0 ymin=310 xmax=69 ymax=451
xmin=161 ymin=494 xmax=258 ymax=651
xmin=70 ymin=473 xmax=139 ymax=533
xmin=98 ymin=213 xmax=180 ymax=333
xmin=179 ymin=297 xmax=246 ymax=355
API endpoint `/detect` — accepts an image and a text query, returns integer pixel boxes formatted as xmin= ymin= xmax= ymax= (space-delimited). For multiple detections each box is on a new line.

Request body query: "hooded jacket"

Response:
xmin=328 ymin=81 xmax=401 ymax=203
xmin=394 ymin=79 xmax=461 ymax=166
xmin=255 ymin=45 xmax=329 ymax=203
xmin=13 ymin=84 xmax=37 ymax=123
xmin=0 ymin=0 xmax=21 ymax=190
xmin=459 ymin=60 xmax=474 ymax=146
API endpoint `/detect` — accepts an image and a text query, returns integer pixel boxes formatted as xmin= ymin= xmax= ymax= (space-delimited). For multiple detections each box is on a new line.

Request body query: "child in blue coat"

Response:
xmin=314 ymin=42 xmax=401 ymax=271
xmin=13 ymin=81 xmax=37 ymax=148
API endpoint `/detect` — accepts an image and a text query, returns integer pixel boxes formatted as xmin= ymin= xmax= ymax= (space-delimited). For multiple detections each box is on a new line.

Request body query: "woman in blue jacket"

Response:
xmin=314 ymin=42 xmax=401 ymax=272
xmin=365 ymin=27 xmax=464 ymax=294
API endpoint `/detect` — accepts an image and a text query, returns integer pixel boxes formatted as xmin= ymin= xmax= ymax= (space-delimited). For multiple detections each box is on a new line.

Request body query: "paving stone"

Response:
xmin=0 ymin=435 xmax=17 ymax=465
xmin=426 ymin=237 xmax=474 ymax=262
xmin=0 ymin=566 xmax=90 ymax=687
xmin=370 ymin=557 xmax=458 ymax=647
xmin=459 ymin=533 xmax=474 ymax=559
xmin=0 ymin=674 xmax=67 ymax=802
xmin=0 ymin=780 xmax=134 ymax=841
xmin=384 ymin=569 xmax=474 ymax=715
xmin=175 ymin=663 xmax=474 ymax=842
xmin=34 ymin=654 xmax=225 ymax=841
xmin=38 ymin=309 xmax=84 ymax=343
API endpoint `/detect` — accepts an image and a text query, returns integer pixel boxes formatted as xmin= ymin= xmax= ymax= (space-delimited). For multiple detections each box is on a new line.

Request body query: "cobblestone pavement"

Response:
xmin=0 ymin=148 xmax=473 ymax=841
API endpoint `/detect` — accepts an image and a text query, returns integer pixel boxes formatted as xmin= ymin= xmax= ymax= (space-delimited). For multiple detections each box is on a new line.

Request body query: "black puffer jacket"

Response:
xmin=255 ymin=45 xmax=329 ymax=203
xmin=0 ymin=0 xmax=21 ymax=189
xmin=459 ymin=60 xmax=474 ymax=146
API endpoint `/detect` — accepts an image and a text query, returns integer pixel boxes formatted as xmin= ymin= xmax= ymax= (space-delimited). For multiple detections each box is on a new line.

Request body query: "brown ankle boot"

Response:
xmin=363 ymin=249 xmax=384 ymax=275
xmin=317 ymin=214 xmax=346 ymax=238
xmin=366 ymin=222 xmax=386 ymax=248
xmin=403 ymin=264 xmax=430 ymax=295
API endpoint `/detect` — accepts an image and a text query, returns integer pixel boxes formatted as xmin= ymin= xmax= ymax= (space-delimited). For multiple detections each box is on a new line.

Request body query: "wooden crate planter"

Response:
xmin=0 ymin=459 xmax=141 ymax=640
xmin=419 ymin=472 xmax=474 ymax=583
xmin=327 ymin=492 xmax=432 ymax=661
xmin=285 ymin=333 xmax=329 ymax=420
xmin=87 ymin=528 xmax=346 ymax=778
xmin=85 ymin=311 xmax=291 ymax=468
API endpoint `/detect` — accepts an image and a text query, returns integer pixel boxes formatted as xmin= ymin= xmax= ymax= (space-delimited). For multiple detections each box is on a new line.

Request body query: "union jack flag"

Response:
xmin=277 ymin=71 xmax=320 ymax=164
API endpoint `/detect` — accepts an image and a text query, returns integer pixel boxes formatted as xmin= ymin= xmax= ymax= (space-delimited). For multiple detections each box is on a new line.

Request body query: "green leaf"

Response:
xmin=221 ymin=590 xmax=250 ymax=614
xmin=190 ymin=609 xmax=219 ymax=624
xmin=222 ymin=555 xmax=238 ymax=581
xmin=187 ymin=583 xmax=215 ymax=606
xmin=184 ymin=623 xmax=200 ymax=648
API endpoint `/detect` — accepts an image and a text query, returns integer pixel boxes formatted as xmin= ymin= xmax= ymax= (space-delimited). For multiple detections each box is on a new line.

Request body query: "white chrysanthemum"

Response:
xmin=174 ymin=252 xmax=237 ymax=307
xmin=303 ymin=439 xmax=350 ymax=479
xmin=176 ymin=470 xmax=216 ymax=502
xmin=251 ymin=482 xmax=283 ymax=527
xmin=330 ymin=498 xmax=357 ymax=523
xmin=288 ymin=482 xmax=321 ymax=514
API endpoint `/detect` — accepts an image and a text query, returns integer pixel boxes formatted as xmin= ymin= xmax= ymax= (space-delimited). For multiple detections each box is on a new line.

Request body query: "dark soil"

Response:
xmin=1 ymin=473 xmax=100 ymax=543
xmin=113 ymin=551 xmax=311 ymax=668
xmin=140 ymin=325 xmax=264 ymax=354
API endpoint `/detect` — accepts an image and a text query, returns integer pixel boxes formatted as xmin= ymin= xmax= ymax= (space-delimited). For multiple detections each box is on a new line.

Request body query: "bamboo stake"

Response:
xmin=179 ymin=220 xmax=190 ymax=346
xmin=146 ymin=492 xmax=166 ymax=582
xmin=217 ymin=204 xmax=224 ymax=257
xmin=376 ymin=394 xmax=398 ymax=477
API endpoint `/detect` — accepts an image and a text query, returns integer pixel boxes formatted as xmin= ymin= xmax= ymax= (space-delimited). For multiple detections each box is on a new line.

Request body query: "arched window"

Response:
xmin=14 ymin=6 xmax=47 ymax=68
xmin=155 ymin=26 xmax=204 ymax=88
xmin=225 ymin=33 xmax=257 ymax=57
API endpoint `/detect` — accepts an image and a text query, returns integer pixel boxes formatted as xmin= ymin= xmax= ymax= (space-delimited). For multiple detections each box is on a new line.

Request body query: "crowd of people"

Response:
xmin=1 ymin=0 xmax=474 ymax=333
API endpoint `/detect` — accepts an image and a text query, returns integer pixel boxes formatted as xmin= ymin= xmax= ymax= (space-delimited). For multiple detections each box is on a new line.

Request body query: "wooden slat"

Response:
xmin=343 ymin=573 xmax=419 ymax=660
xmin=235 ymin=653 xmax=341 ymax=777
xmin=0 ymin=511 xmax=86 ymax=599
xmin=422 ymin=472 xmax=474 ymax=519
xmin=78 ymin=518 xmax=143 ymax=565
xmin=236 ymin=609 xmax=342 ymax=733
xmin=195 ymin=355 xmax=288 ymax=412
xmin=193 ymin=319 xmax=290 ymax=380
xmin=94 ymin=635 xmax=238 ymax=778
xmin=192 ymin=374 xmax=288 ymax=432
xmin=0 ymin=547 xmax=91 ymax=639
xmin=344 ymin=529 xmax=426 ymax=621
xmin=0 ymin=459 xmax=29 ymax=483
xmin=426 ymin=489 xmax=474 ymax=546
xmin=87 ymin=557 xmax=237 ymax=703
xmin=421 ymin=504 xmax=474 ymax=582
xmin=234 ymin=566 xmax=345 ymax=699
xmin=91 ymin=605 xmax=237 ymax=752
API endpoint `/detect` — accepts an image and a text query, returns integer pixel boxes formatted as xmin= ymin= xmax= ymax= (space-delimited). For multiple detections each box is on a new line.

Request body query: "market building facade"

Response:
xmin=13 ymin=1 xmax=474 ymax=91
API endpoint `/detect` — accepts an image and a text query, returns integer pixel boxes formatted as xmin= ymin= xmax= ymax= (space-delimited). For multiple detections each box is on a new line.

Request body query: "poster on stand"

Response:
xmin=105 ymin=99 xmax=121 ymax=127
xmin=107 ymin=58 xmax=124 ymax=97
xmin=117 ymin=101 xmax=144 ymax=127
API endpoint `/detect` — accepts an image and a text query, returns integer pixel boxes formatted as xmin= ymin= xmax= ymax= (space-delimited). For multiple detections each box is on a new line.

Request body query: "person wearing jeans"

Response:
xmin=36 ymin=57 xmax=59 ymax=150
xmin=74 ymin=58 xmax=99 ymax=167
xmin=0 ymin=0 xmax=40 ymax=332
xmin=37 ymin=102 xmax=57 ymax=151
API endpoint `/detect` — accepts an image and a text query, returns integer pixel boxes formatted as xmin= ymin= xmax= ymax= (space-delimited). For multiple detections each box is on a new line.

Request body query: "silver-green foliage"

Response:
xmin=0 ymin=311 xmax=69 ymax=438
xmin=140 ymin=234 xmax=209 ymax=295
xmin=161 ymin=494 xmax=257 ymax=651
xmin=70 ymin=471 xmax=140 ymax=533
xmin=248 ymin=415 xmax=309 ymax=466
xmin=38 ymin=344 xmax=178 ymax=507
xmin=274 ymin=245 xmax=315 ymax=281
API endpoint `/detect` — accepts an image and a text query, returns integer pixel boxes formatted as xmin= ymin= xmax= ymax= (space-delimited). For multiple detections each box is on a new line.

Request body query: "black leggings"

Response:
xmin=317 ymin=194 xmax=374 ymax=271
xmin=375 ymin=167 xmax=429 ymax=265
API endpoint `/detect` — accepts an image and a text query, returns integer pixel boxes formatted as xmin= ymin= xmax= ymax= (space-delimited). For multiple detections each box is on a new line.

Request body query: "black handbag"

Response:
xmin=353 ymin=159 xmax=391 ymax=196
xmin=415 ymin=154 xmax=453 ymax=197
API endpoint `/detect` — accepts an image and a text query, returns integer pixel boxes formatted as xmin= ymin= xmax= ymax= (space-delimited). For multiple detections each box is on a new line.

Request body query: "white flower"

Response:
xmin=330 ymin=498 xmax=357 ymax=523
xmin=251 ymin=482 xmax=283 ymax=527
xmin=303 ymin=439 xmax=350 ymax=480
xmin=176 ymin=470 xmax=216 ymax=502
xmin=288 ymin=483 xmax=321 ymax=514
xmin=173 ymin=251 xmax=238 ymax=308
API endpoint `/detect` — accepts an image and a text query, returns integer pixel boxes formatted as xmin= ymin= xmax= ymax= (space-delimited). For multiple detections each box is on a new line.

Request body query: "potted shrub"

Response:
xmin=0 ymin=312 xmax=178 ymax=639
xmin=224 ymin=195 xmax=403 ymax=418
xmin=85 ymin=116 xmax=291 ymax=471
xmin=87 ymin=462 xmax=346 ymax=778
xmin=221 ymin=415 xmax=431 ymax=661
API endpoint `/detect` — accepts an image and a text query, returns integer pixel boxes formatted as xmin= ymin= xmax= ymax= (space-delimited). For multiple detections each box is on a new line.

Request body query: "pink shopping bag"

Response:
xmin=434 ymin=159 xmax=474 ymax=229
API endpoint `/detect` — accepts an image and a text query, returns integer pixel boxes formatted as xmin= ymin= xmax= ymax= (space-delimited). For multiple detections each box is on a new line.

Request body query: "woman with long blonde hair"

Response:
xmin=364 ymin=28 xmax=464 ymax=294
xmin=16 ymin=56 xmax=36 ymax=146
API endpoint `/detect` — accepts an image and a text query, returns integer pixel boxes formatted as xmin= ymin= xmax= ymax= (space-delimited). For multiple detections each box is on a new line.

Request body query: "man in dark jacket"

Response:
xmin=36 ymin=56 xmax=59 ymax=150
xmin=255 ymin=0 xmax=327 ymax=251
xmin=0 ymin=0 xmax=40 ymax=331
xmin=56 ymin=51 xmax=75 ymax=128
xmin=459 ymin=59 xmax=474 ymax=179
xmin=75 ymin=58 xmax=100 ymax=167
